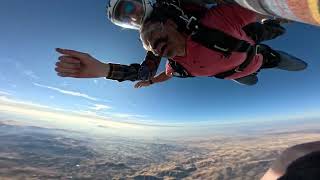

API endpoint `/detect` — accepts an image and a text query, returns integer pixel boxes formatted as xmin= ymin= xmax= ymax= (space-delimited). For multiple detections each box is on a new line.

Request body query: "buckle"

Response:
xmin=234 ymin=67 xmax=243 ymax=73
xmin=213 ymin=45 xmax=229 ymax=52
xmin=255 ymin=45 xmax=261 ymax=55
xmin=186 ymin=16 xmax=198 ymax=30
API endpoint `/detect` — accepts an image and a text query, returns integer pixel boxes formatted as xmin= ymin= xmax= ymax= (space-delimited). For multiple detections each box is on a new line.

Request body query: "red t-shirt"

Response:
xmin=166 ymin=4 xmax=263 ymax=79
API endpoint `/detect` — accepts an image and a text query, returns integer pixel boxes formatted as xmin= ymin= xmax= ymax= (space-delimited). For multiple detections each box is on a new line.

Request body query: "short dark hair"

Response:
xmin=278 ymin=151 xmax=320 ymax=180
xmin=142 ymin=2 xmax=207 ymax=33
xmin=140 ymin=7 xmax=171 ymax=34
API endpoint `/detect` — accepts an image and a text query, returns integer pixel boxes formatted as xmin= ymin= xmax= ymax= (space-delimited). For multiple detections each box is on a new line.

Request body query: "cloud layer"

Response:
xmin=33 ymin=83 xmax=99 ymax=101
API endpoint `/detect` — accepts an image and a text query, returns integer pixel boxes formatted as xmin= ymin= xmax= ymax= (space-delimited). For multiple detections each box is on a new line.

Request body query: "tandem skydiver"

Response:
xmin=55 ymin=0 xmax=307 ymax=86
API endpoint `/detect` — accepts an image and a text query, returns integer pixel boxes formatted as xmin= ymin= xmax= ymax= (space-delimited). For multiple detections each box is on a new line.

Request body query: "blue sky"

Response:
xmin=0 ymin=0 xmax=320 ymax=125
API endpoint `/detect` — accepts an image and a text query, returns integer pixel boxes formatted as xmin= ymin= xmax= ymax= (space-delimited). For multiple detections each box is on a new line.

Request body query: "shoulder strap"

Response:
xmin=153 ymin=4 xmax=253 ymax=56
xmin=191 ymin=23 xmax=252 ymax=56
xmin=152 ymin=5 xmax=256 ymax=78
xmin=186 ymin=17 xmax=252 ymax=56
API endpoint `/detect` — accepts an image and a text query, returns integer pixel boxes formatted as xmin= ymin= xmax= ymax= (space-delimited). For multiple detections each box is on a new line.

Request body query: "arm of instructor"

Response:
xmin=55 ymin=48 xmax=109 ymax=78
xmin=55 ymin=48 xmax=161 ymax=81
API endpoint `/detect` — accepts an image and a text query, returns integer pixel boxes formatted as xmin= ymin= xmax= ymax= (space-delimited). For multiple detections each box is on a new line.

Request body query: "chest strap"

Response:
xmin=181 ymin=16 xmax=253 ymax=56
xmin=213 ymin=45 xmax=261 ymax=79
xmin=191 ymin=22 xmax=253 ymax=56
xmin=169 ymin=45 xmax=262 ymax=79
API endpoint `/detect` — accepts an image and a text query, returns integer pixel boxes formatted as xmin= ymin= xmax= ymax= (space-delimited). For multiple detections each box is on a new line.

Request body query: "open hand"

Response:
xmin=55 ymin=48 xmax=108 ymax=78
xmin=134 ymin=81 xmax=151 ymax=88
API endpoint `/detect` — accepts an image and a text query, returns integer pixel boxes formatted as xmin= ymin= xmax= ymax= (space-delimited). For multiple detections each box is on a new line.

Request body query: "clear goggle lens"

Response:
xmin=114 ymin=0 xmax=144 ymax=29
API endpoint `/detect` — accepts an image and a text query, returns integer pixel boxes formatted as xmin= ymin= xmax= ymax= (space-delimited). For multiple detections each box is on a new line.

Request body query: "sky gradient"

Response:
xmin=1 ymin=0 xmax=320 ymax=125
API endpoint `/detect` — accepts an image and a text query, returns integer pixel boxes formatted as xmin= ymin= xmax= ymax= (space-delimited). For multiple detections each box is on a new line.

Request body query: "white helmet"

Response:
xmin=107 ymin=0 xmax=154 ymax=30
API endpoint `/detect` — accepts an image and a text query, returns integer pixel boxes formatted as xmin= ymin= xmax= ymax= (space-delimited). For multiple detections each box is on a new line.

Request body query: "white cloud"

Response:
xmin=0 ymin=95 xmax=50 ymax=109
xmin=76 ymin=110 xmax=100 ymax=116
xmin=10 ymin=61 xmax=40 ymax=80
xmin=93 ymin=80 xmax=98 ymax=84
xmin=0 ymin=90 xmax=11 ymax=96
xmin=110 ymin=113 xmax=147 ymax=119
xmin=0 ymin=96 xmax=158 ymax=135
xmin=33 ymin=83 xmax=99 ymax=101
xmin=23 ymin=70 xmax=39 ymax=80
xmin=60 ymin=81 xmax=69 ymax=87
xmin=89 ymin=104 xmax=112 ymax=111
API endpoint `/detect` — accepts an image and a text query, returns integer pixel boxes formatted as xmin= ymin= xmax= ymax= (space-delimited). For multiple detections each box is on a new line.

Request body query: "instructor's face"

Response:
xmin=140 ymin=20 xmax=186 ymax=58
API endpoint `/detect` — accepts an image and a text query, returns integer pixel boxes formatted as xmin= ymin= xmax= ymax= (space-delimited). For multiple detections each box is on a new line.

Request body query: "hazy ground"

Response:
xmin=0 ymin=118 xmax=319 ymax=180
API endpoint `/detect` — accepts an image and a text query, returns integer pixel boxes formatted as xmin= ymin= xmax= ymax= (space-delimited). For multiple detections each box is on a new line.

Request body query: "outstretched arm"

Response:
xmin=134 ymin=71 xmax=172 ymax=88
xmin=55 ymin=48 xmax=109 ymax=78
xmin=55 ymin=48 xmax=161 ymax=82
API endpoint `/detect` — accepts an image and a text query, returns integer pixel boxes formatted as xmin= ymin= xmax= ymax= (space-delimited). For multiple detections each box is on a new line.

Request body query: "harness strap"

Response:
xmin=152 ymin=5 xmax=262 ymax=79
xmin=180 ymin=16 xmax=252 ymax=55
xmin=191 ymin=22 xmax=253 ymax=56
xmin=168 ymin=45 xmax=264 ymax=79
xmin=213 ymin=45 xmax=261 ymax=79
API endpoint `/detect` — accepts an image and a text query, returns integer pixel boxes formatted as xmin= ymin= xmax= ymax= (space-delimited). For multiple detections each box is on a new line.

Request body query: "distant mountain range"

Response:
xmin=1 ymin=119 xmax=320 ymax=179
